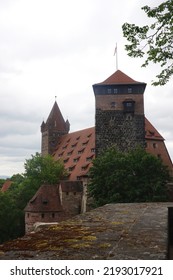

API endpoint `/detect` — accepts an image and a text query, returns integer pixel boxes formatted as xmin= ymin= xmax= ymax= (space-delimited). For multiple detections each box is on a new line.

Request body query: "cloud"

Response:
xmin=0 ymin=0 xmax=172 ymax=176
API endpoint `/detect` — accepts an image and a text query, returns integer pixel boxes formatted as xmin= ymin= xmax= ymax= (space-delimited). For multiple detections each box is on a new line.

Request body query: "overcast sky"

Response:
xmin=0 ymin=0 xmax=172 ymax=177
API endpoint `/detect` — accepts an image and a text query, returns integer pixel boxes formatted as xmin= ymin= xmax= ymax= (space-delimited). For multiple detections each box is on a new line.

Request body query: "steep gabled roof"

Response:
xmin=25 ymin=184 xmax=63 ymax=212
xmin=95 ymin=70 xmax=145 ymax=85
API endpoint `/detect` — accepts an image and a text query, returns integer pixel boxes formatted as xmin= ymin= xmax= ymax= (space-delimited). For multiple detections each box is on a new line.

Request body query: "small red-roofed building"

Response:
xmin=1 ymin=180 xmax=12 ymax=193
xmin=24 ymin=181 xmax=84 ymax=232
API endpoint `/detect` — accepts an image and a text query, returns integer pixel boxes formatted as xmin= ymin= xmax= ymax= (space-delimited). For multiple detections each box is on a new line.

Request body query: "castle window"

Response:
xmin=52 ymin=213 xmax=55 ymax=218
xmin=66 ymin=192 xmax=69 ymax=195
xmin=108 ymin=88 xmax=112 ymax=94
xmin=41 ymin=213 xmax=45 ymax=219
xmin=125 ymin=114 xmax=133 ymax=121
xmin=73 ymin=192 xmax=76 ymax=195
xmin=111 ymin=102 xmax=116 ymax=108
xmin=153 ymin=143 xmax=157 ymax=148
xmin=114 ymin=88 xmax=118 ymax=94
xmin=123 ymin=100 xmax=135 ymax=113
xmin=27 ymin=213 xmax=30 ymax=218
xmin=42 ymin=200 xmax=48 ymax=205
xmin=128 ymin=88 xmax=132 ymax=93
xmin=91 ymin=148 xmax=95 ymax=153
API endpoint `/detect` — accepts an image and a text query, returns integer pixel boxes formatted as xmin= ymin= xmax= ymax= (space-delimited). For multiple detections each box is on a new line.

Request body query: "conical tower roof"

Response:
xmin=46 ymin=101 xmax=67 ymax=131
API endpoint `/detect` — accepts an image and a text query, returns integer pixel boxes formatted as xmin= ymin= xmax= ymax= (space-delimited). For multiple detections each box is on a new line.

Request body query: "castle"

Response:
xmin=24 ymin=69 xmax=173 ymax=232
xmin=41 ymin=69 xmax=173 ymax=177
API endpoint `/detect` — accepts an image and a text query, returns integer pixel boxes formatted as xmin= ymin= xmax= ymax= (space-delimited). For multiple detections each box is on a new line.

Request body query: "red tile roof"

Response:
xmin=145 ymin=118 xmax=164 ymax=140
xmin=53 ymin=127 xmax=95 ymax=181
xmin=24 ymin=185 xmax=63 ymax=212
xmin=95 ymin=70 xmax=145 ymax=85
xmin=53 ymin=118 xmax=172 ymax=180
xmin=1 ymin=180 xmax=12 ymax=192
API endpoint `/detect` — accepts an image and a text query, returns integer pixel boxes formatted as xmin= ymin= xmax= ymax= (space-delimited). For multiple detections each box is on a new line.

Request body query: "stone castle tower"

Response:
xmin=41 ymin=101 xmax=70 ymax=155
xmin=93 ymin=70 xmax=146 ymax=155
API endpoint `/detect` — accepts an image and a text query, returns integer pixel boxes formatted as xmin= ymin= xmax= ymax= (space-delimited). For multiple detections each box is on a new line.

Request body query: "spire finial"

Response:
xmin=55 ymin=95 xmax=57 ymax=101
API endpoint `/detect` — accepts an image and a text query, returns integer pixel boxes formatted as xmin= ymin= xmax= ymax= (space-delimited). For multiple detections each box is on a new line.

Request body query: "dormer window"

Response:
xmin=82 ymin=140 xmax=89 ymax=146
xmin=71 ymin=143 xmax=77 ymax=148
xmin=69 ymin=165 xmax=75 ymax=171
xmin=67 ymin=150 xmax=73 ymax=156
xmin=78 ymin=148 xmax=85 ymax=154
xmin=73 ymin=157 xmax=80 ymax=163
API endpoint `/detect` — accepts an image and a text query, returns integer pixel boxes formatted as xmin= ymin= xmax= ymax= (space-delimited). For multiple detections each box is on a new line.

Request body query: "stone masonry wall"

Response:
xmin=96 ymin=109 xmax=145 ymax=155
xmin=61 ymin=192 xmax=83 ymax=217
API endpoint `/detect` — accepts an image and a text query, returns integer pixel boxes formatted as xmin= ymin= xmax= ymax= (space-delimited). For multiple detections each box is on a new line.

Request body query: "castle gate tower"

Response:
xmin=93 ymin=70 xmax=146 ymax=156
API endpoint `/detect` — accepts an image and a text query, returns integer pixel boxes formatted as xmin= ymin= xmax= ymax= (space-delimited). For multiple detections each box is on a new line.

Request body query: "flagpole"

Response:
xmin=116 ymin=43 xmax=118 ymax=70
xmin=114 ymin=43 xmax=118 ymax=70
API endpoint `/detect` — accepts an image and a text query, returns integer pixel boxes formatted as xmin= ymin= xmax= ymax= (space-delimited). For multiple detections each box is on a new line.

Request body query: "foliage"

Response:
xmin=0 ymin=191 xmax=24 ymax=244
xmin=89 ymin=147 xmax=170 ymax=207
xmin=122 ymin=0 xmax=173 ymax=85
xmin=24 ymin=152 xmax=67 ymax=185
xmin=0 ymin=179 xmax=5 ymax=189
xmin=0 ymin=153 xmax=67 ymax=244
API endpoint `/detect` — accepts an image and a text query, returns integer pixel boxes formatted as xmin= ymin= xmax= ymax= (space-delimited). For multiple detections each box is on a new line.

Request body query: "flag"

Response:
xmin=113 ymin=44 xmax=117 ymax=56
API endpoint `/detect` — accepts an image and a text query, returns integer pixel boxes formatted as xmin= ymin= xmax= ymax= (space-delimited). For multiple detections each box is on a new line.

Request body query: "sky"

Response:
xmin=0 ymin=0 xmax=173 ymax=177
